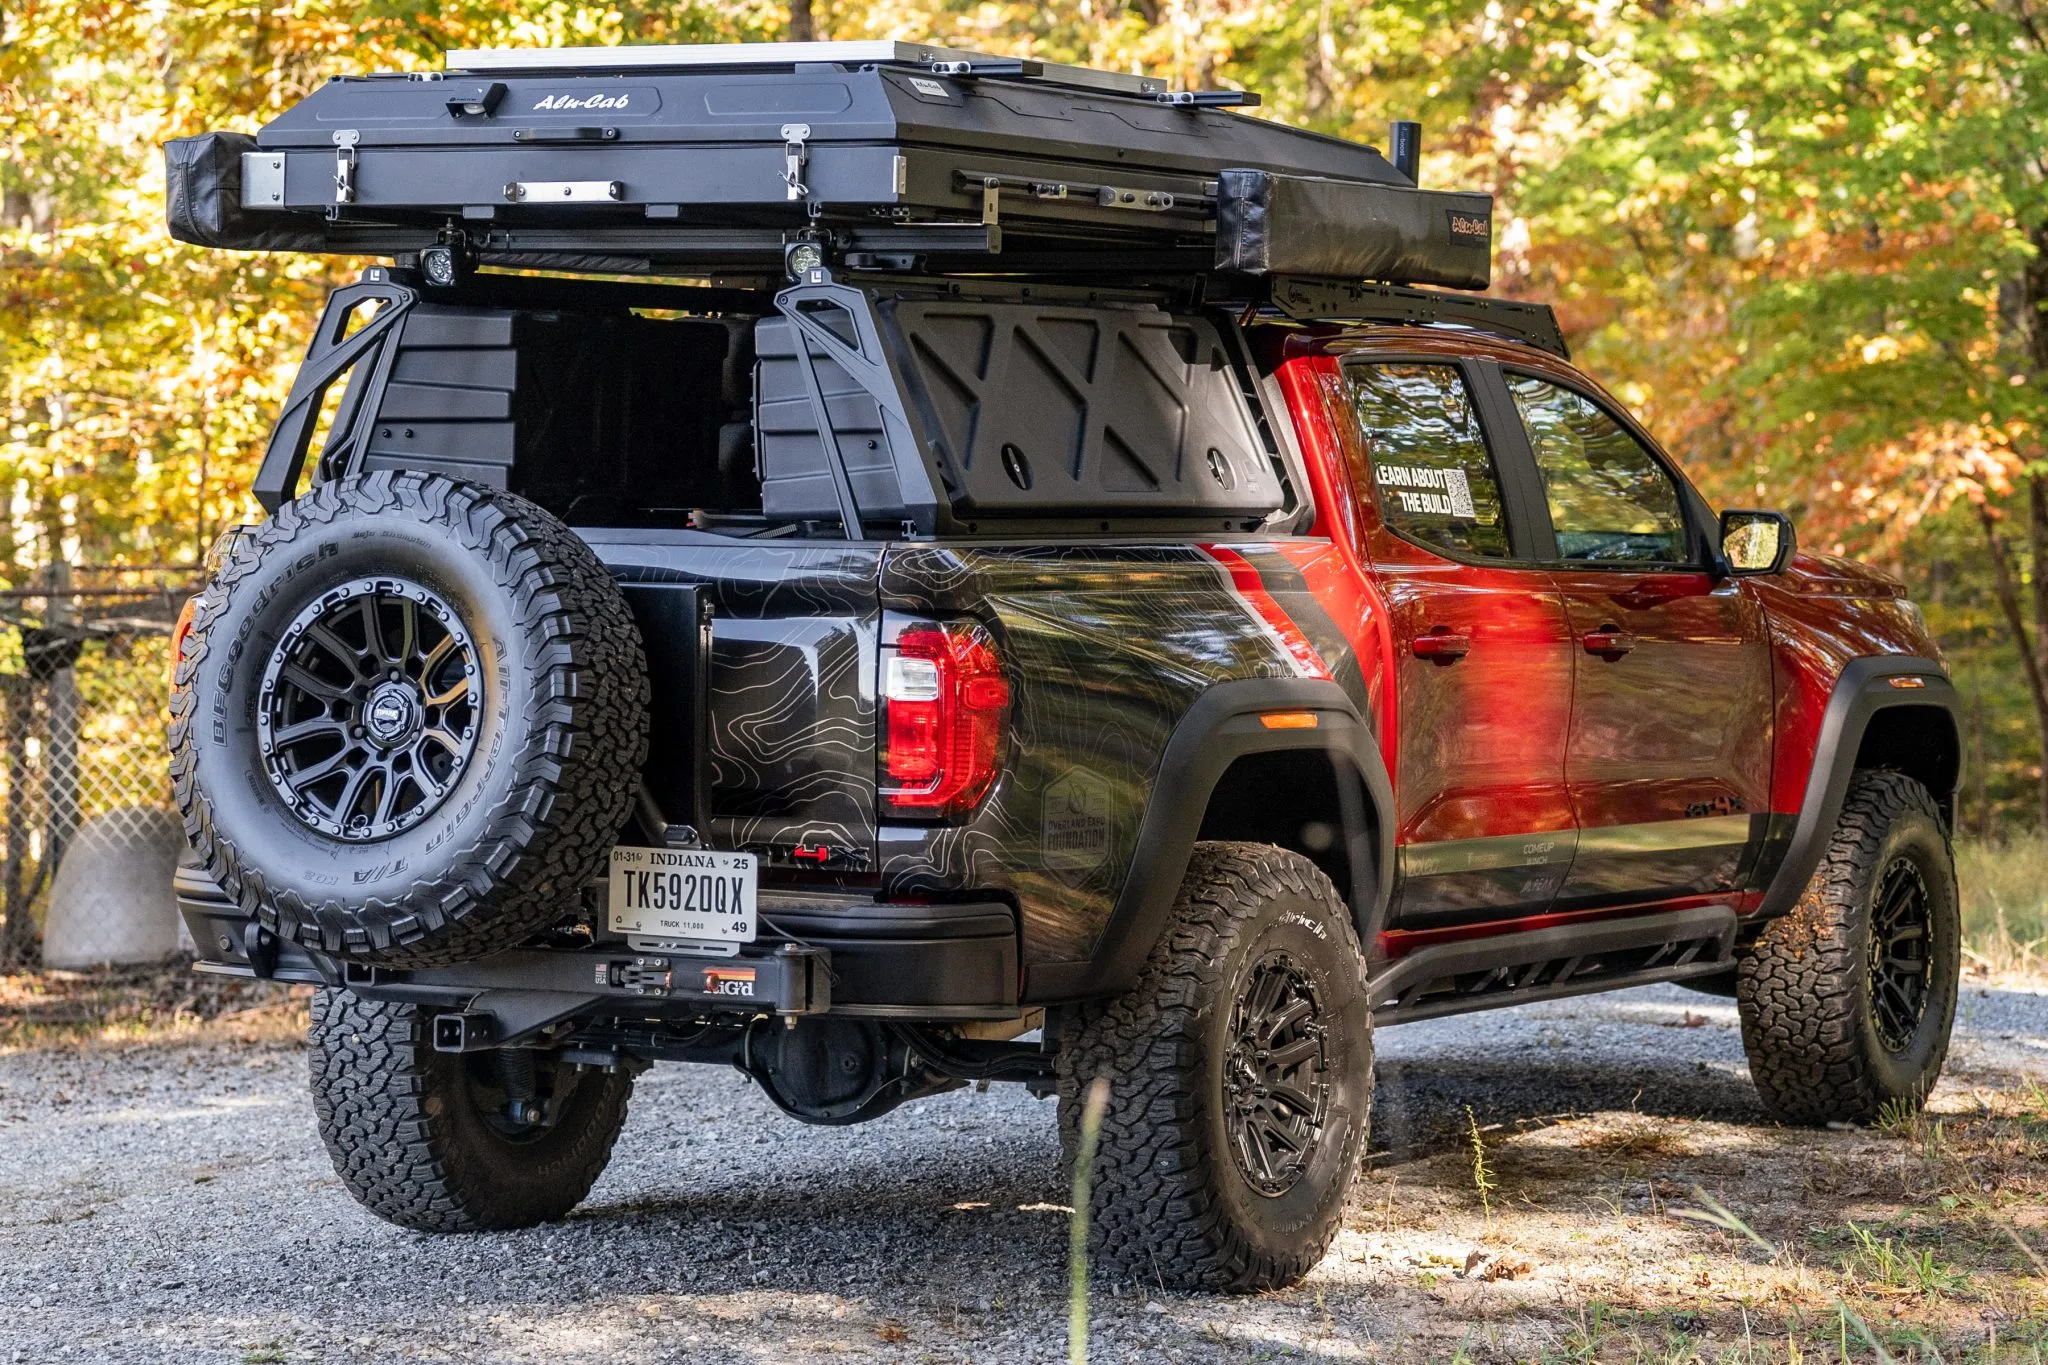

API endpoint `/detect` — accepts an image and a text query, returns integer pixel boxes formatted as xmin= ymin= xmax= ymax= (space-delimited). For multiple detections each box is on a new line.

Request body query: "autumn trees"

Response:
xmin=1497 ymin=1 xmax=2048 ymax=825
xmin=5 ymin=0 xmax=2048 ymax=818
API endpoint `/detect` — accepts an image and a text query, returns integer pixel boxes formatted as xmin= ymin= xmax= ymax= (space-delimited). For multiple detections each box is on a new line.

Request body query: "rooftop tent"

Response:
xmin=165 ymin=40 xmax=1493 ymax=290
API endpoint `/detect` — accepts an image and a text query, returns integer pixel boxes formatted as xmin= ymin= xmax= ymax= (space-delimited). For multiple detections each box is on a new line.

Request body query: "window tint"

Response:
xmin=1342 ymin=363 xmax=1511 ymax=559
xmin=1506 ymin=374 xmax=1690 ymax=564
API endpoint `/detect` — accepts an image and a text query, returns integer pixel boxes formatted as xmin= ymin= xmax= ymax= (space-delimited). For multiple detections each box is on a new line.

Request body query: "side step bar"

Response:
xmin=1370 ymin=905 xmax=1738 ymax=1027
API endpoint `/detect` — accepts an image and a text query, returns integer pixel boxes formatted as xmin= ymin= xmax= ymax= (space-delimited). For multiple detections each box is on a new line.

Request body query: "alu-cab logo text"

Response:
xmin=528 ymin=91 xmax=638 ymax=113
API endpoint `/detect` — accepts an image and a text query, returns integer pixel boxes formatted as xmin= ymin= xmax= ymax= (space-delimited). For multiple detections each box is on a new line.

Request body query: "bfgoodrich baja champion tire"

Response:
xmin=1737 ymin=770 xmax=1960 ymax=1124
xmin=309 ymin=989 xmax=633 ymax=1231
xmin=169 ymin=472 xmax=648 ymax=967
xmin=1058 ymin=842 xmax=1373 ymax=1293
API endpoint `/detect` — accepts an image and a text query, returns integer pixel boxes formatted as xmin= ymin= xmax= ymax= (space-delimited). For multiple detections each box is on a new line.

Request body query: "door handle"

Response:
xmin=1411 ymin=630 xmax=1471 ymax=663
xmin=1581 ymin=626 xmax=1637 ymax=658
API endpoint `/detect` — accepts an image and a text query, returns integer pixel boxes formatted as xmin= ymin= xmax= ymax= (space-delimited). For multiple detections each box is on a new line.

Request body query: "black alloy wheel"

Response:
xmin=1057 ymin=842 xmax=1373 ymax=1292
xmin=1224 ymin=951 xmax=1330 ymax=1197
xmin=257 ymin=578 xmax=480 ymax=842
xmin=1868 ymin=855 xmax=1933 ymax=1052
xmin=1736 ymin=770 xmax=1961 ymax=1124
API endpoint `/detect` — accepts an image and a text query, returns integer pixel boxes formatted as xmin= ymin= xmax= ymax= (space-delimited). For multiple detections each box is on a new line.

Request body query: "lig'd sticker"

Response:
xmin=704 ymin=966 xmax=757 ymax=998
xmin=1375 ymin=464 xmax=1476 ymax=519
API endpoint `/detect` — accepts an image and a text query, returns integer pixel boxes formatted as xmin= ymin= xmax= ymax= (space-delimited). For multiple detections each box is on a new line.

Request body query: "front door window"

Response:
xmin=1503 ymin=372 xmax=1771 ymax=904
xmin=1506 ymin=374 xmax=1688 ymax=565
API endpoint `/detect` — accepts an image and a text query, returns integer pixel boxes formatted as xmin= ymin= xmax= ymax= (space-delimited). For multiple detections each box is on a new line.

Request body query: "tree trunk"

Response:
xmin=2031 ymin=473 xmax=2048 ymax=672
xmin=1975 ymin=498 xmax=2048 ymax=830
xmin=789 ymin=0 xmax=814 ymax=42
xmin=1972 ymin=691 xmax=1990 ymax=837
xmin=1304 ymin=0 xmax=1336 ymax=121
xmin=1990 ymin=219 xmax=2048 ymax=829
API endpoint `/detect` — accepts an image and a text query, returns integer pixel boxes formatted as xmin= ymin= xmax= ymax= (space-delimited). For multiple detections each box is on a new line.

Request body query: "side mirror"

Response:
xmin=1719 ymin=510 xmax=1795 ymax=576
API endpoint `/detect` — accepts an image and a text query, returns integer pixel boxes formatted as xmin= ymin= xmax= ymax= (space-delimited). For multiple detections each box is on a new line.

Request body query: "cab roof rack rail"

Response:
xmin=1267 ymin=278 xmax=1570 ymax=359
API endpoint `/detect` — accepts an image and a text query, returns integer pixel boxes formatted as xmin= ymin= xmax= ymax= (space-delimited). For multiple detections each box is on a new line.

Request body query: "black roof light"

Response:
xmin=445 ymin=81 xmax=506 ymax=119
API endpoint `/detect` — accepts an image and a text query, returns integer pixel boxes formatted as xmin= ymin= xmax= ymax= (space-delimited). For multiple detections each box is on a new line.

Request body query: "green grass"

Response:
xmin=1844 ymin=1223 xmax=1971 ymax=1297
xmin=1954 ymin=835 xmax=2048 ymax=977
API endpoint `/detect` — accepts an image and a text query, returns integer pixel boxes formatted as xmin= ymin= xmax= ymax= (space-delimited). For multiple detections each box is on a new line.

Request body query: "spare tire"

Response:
xmin=169 ymin=472 xmax=649 ymax=966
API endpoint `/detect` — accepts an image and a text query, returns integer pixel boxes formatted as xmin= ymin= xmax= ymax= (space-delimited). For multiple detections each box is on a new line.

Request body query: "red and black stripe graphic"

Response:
xmin=1200 ymin=542 xmax=1375 ymax=714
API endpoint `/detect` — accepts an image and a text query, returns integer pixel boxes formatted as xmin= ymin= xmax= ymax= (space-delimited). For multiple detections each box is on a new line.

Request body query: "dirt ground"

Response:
xmin=0 ymin=969 xmax=2042 ymax=1363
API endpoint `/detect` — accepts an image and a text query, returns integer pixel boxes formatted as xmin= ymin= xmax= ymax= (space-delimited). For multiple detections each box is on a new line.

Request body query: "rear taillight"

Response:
xmin=168 ymin=596 xmax=198 ymax=688
xmin=880 ymin=621 xmax=1009 ymax=818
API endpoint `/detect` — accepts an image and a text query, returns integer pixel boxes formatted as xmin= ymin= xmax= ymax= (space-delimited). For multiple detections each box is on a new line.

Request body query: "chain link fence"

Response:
xmin=0 ymin=569 xmax=197 ymax=971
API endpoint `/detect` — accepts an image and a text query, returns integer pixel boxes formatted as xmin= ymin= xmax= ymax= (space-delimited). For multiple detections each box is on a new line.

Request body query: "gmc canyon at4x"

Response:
xmin=165 ymin=40 xmax=1959 ymax=1291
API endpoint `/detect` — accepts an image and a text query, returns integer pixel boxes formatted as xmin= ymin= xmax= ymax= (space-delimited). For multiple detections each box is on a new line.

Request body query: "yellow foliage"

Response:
xmin=2 ymin=0 xmax=2042 ymax=579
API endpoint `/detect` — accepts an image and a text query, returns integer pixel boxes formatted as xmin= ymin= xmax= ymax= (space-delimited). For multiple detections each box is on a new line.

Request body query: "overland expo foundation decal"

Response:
xmin=1044 ymin=768 xmax=1113 ymax=885
xmin=1376 ymin=464 xmax=1477 ymax=519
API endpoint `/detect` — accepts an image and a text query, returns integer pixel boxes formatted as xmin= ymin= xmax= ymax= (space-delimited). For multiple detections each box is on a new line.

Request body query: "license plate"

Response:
xmin=607 ymin=846 xmax=758 ymax=945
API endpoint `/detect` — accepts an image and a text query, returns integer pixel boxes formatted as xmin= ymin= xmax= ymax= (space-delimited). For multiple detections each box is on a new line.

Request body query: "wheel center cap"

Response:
xmin=363 ymin=681 xmax=422 ymax=747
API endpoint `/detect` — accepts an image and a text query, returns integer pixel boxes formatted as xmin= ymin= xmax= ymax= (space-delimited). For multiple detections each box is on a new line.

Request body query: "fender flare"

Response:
xmin=1752 ymin=654 xmax=1960 ymax=921
xmin=1022 ymin=677 xmax=1396 ymax=1004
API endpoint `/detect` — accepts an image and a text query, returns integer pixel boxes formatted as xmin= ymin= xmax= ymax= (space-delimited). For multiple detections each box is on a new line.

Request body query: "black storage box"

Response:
xmin=755 ymin=298 xmax=1285 ymax=527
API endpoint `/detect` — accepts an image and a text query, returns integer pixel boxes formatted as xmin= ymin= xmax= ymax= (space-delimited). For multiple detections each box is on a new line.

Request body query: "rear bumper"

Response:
xmin=176 ymin=867 xmax=1020 ymax=1022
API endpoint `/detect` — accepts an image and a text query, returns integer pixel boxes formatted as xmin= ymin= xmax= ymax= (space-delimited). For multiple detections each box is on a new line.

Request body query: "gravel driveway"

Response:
xmin=2 ymin=981 xmax=2042 ymax=1364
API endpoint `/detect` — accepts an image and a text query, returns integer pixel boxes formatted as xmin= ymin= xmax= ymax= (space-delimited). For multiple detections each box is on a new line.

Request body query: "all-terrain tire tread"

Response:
xmin=168 ymin=472 xmax=649 ymax=966
xmin=307 ymin=988 xmax=630 ymax=1231
xmin=1737 ymin=769 xmax=1954 ymax=1124
xmin=1057 ymin=842 xmax=1368 ymax=1293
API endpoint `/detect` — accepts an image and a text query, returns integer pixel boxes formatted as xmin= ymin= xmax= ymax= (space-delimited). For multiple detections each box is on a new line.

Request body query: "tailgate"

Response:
xmin=589 ymin=533 xmax=883 ymax=878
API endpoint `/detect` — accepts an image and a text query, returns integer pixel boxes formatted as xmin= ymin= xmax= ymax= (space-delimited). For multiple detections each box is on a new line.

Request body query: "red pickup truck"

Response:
xmin=168 ymin=43 xmax=1960 ymax=1295
xmin=1054 ymin=322 xmax=1960 ymax=1287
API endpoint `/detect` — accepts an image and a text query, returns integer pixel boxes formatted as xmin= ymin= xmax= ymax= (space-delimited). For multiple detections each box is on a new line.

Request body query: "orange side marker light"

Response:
xmin=1260 ymin=711 xmax=1319 ymax=730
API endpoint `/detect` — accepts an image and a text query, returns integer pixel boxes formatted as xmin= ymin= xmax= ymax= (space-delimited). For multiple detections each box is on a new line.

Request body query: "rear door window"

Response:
xmin=1341 ymin=362 xmax=1511 ymax=560
xmin=1505 ymin=373 xmax=1690 ymax=565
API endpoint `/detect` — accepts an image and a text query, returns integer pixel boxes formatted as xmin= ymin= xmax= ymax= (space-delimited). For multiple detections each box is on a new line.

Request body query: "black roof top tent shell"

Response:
xmin=166 ymin=39 xmax=1498 ymax=292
